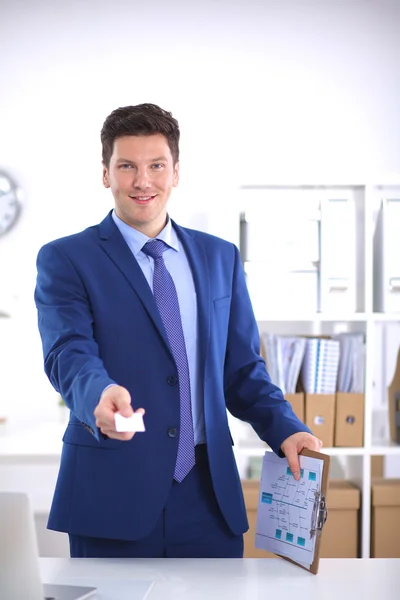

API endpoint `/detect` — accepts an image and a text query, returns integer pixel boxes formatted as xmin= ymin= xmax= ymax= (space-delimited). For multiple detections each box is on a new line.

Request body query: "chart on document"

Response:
xmin=255 ymin=452 xmax=323 ymax=565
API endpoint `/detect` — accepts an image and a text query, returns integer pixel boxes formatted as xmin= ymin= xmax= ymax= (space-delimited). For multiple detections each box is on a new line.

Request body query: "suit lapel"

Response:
xmin=98 ymin=213 xmax=171 ymax=356
xmin=172 ymin=221 xmax=211 ymax=386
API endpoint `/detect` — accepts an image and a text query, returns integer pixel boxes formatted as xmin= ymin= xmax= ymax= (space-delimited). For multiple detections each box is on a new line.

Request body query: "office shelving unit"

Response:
xmin=228 ymin=180 xmax=400 ymax=558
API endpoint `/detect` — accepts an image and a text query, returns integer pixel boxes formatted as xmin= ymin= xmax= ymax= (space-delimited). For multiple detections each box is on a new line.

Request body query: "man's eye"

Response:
xmin=152 ymin=163 xmax=164 ymax=169
xmin=120 ymin=164 xmax=133 ymax=170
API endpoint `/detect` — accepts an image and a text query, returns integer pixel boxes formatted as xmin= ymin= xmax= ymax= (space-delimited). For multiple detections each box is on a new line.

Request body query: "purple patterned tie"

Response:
xmin=142 ymin=239 xmax=195 ymax=482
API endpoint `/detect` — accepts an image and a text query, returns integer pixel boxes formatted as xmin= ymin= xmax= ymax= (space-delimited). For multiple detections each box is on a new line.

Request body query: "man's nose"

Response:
xmin=133 ymin=168 xmax=151 ymax=189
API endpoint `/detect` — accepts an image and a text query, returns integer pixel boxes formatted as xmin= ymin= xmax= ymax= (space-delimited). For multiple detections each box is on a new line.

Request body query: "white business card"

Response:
xmin=114 ymin=412 xmax=145 ymax=433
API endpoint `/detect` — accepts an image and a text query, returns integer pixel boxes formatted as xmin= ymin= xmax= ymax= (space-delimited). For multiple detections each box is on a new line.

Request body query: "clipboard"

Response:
xmin=255 ymin=448 xmax=331 ymax=575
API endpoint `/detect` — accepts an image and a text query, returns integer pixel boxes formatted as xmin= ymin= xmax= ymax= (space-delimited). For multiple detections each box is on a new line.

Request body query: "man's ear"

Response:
xmin=173 ymin=161 xmax=180 ymax=187
xmin=102 ymin=164 xmax=110 ymax=188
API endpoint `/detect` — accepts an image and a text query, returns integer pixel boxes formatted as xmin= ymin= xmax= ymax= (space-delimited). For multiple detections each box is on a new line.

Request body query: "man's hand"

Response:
xmin=94 ymin=385 xmax=145 ymax=441
xmin=280 ymin=432 xmax=322 ymax=480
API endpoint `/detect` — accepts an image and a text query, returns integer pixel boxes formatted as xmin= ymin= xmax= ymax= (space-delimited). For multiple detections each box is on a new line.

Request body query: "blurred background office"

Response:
xmin=1 ymin=0 xmax=400 ymax=559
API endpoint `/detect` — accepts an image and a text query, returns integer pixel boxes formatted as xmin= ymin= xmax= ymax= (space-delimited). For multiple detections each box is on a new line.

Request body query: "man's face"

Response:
xmin=103 ymin=134 xmax=179 ymax=237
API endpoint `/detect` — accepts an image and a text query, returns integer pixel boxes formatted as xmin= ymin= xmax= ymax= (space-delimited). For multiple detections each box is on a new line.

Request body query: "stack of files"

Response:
xmin=261 ymin=333 xmax=307 ymax=394
xmin=334 ymin=332 xmax=365 ymax=393
xmin=300 ymin=338 xmax=340 ymax=394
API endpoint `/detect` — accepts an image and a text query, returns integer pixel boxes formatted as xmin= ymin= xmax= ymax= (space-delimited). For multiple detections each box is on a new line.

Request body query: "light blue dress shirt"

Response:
xmin=111 ymin=210 xmax=205 ymax=445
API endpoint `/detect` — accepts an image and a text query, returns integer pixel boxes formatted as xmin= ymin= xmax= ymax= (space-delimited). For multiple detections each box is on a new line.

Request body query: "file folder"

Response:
xmin=374 ymin=197 xmax=400 ymax=312
xmin=244 ymin=261 xmax=319 ymax=315
xmin=320 ymin=197 xmax=356 ymax=312
xmin=387 ymin=346 xmax=400 ymax=443
xmin=335 ymin=393 xmax=365 ymax=447
xmin=305 ymin=394 xmax=336 ymax=448
xmin=240 ymin=203 xmax=320 ymax=315
xmin=240 ymin=209 xmax=320 ymax=266
xmin=301 ymin=338 xmax=340 ymax=394
xmin=255 ymin=448 xmax=330 ymax=574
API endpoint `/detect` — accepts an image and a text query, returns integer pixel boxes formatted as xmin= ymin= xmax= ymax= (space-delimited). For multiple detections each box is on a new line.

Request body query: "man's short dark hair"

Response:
xmin=101 ymin=103 xmax=180 ymax=167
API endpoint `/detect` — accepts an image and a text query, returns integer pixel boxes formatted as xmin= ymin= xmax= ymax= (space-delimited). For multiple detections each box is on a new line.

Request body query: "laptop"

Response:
xmin=0 ymin=492 xmax=96 ymax=600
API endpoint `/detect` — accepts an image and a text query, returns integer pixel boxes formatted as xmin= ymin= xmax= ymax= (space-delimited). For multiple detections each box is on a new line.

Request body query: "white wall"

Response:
xmin=1 ymin=0 xmax=400 ymax=422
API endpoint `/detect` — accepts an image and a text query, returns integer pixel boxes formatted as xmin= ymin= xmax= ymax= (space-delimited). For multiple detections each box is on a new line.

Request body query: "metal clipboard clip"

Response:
xmin=310 ymin=490 xmax=328 ymax=538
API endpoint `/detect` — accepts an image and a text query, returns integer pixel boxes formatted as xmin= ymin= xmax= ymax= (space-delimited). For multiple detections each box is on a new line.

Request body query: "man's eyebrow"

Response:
xmin=116 ymin=156 xmax=169 ymax=163
xmin=115 ymin=158 xmax=135 ymax=164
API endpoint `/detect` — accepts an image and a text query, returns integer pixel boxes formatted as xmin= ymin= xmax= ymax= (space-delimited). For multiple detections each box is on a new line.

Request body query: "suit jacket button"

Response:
xmin=168 ymin=427 xmax=177 ymax=438
xmin=167 ymin=375 xmax=178 ymax=386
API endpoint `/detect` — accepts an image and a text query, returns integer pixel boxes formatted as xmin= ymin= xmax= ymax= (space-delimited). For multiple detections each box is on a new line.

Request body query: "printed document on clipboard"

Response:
xmin=255 ymin=448 xmax=330 ymax=574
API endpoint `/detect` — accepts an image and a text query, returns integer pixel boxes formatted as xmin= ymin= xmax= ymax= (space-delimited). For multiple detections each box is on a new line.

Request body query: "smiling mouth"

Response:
xmin=129 ymin=195 xmax=156 ymax=203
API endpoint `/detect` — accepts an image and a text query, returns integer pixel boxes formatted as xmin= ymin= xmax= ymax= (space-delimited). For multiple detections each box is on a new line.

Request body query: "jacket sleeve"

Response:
xmin=223 ymin=244 xmax=312 ymax=455
xmin=34 ymin=242 xmax=116 ymax=439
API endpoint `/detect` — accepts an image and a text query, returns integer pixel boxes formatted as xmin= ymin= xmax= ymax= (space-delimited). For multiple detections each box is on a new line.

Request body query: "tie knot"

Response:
xmin=142 ymin=239 xmax=168 ymax=260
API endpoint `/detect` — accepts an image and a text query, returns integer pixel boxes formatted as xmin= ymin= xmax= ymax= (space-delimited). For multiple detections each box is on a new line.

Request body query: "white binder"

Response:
xmin=319 ymin=197 xmax=356 ymax=312
xmin=244 ymin=261 xmax=319 ymax=316
xmin=374 ymin=198 xmax=400 ymax=312
xmin=240 ymin=208 xmax=320 ymax=266
xmin=240 ymin=201 xmax=320 ymax=316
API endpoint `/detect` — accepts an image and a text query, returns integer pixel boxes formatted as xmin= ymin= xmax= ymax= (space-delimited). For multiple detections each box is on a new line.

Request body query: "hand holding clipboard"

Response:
xmin=255 ymin=448 xmax=330 ymax=574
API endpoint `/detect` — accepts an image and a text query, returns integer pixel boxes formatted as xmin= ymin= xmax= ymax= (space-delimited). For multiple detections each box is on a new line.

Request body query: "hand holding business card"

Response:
xmin=114 ymin=411 xmax=145 ymax=433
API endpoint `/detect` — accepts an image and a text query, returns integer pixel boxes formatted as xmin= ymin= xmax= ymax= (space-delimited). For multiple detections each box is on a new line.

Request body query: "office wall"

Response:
xmin=0 ymin=0 xmax=399 ymax=422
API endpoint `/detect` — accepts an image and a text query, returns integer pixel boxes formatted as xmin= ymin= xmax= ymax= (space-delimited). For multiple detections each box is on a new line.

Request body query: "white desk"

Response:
xmin=40 ymin=557 xmax=400 ymax=600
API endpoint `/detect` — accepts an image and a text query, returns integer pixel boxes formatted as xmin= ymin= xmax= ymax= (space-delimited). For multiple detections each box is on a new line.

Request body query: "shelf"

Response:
xmin=254 ymin=312 xmax=400 ymax=323
xmin=238 ymin=181 xmax=400 ymax=558
xmin=237 ymin=441 xmax=400 ymax=457
xmin=236 ymin=444 xmax=367 ymax=457
xmin=255 ymin=313 xmax=369 ymax=322
xmin=372 ymin=313 xmax=400 ymax=322
xmin=370 ymin=440 xmax=400 ymax=455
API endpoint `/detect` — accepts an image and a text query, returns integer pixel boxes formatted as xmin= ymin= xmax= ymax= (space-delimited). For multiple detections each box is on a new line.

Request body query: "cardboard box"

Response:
xmin=371 ymin=456 xmax=384 ymax=478
xmin=286 ymin=392 xmax=304 ymax=423
xmin=388 ymin=348 xmax=400 ymax=443
xmin=371 ymin=478 xmax=400 ymax=557
xmin=242 ymin=480 xmax=276 ymax=558
xmin=305 ymin=394 xmax=335 ymax=448
xmin=319 ymin=480 xmax=360 ymax=558
xmin=335 ymin=393 xmax=364 ymax=447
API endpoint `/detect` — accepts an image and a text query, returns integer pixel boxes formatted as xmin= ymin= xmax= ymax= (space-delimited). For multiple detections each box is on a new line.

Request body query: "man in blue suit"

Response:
xmin=34 ymin=103 xmax=321 ymax=558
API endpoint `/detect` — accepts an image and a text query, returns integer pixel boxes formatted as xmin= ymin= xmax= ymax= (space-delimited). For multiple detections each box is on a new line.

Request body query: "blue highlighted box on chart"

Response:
xmin=297 ymin=537 xmax=306 ymax=547
xmin=275 ymin=529 xmax=282 ymax=539
xmin=308 ymin=472 xmax=317 ymax=481
xmin=261 ymin=493 xmax=273 ymax=504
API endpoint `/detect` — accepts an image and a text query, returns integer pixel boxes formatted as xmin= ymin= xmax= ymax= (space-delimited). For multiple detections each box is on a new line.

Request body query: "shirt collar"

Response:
xmin=111 ymin=210 xmax=180 ymax=257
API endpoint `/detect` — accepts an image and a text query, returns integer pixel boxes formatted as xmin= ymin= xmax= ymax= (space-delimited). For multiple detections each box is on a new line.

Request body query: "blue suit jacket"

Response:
xmin=34 ymin=212 xmax=311 ymax=540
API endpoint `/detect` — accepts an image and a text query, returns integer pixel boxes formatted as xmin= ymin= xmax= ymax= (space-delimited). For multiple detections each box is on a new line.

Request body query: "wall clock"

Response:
xmin=0 ymin=170 xmax=22 ymax=236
